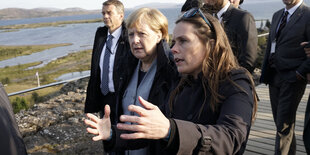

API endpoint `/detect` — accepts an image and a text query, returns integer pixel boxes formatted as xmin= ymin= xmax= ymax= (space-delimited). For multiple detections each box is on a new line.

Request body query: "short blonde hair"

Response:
xmin=126 ymin=8 xmax=169 ymax=41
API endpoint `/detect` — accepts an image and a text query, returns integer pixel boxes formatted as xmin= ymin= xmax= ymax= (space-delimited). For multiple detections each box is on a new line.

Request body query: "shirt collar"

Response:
xmin=108 ymin=25 xmax=122 ymax=40
xmin=285 ymin=0 xmax=303 ymax=15
xmin=217 ymin=1 xmax=230 ymax=19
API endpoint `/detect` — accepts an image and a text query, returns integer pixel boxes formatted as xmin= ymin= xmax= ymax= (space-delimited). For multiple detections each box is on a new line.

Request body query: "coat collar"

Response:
xmin=221 ymin=4 xmax=235 ymax=24
xmin=155 ymin=40 xmax=174 ymax=72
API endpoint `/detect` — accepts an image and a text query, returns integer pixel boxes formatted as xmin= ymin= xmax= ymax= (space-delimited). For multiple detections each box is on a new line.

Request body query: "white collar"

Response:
xmin=217 ymin=1 xmax=230 ymax=19
xmin=285 ymin=0 xmax=303 ymax=15
xmin=108 ymin=25 xmax=122 ymax=40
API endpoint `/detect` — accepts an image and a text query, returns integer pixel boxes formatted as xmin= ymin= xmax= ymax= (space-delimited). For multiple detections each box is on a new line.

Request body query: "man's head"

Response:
xmin=181 ymin=0 xmax=204 ymax=13
xmin=282 ymin=0 xmax=301 ymax=9
xmin=102 ymin=0 xmax=124 ymax=33
xmin=203 ymin=0 xmax=228 ymax=13
xmin=230 ymin=0 xmax=243 ymax=8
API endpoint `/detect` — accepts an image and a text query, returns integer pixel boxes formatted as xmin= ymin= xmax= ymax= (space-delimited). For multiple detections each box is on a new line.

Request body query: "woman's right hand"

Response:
xmin=84 ymin=104 xmax=112 ymax=141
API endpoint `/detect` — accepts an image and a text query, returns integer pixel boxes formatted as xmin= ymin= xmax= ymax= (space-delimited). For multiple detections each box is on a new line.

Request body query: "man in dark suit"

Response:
xmin=203 ymin=0 xmax=258 ymax=73
xmin=85 ymin=0 xmax=136 ymax=125
xmin=260 ymin=0 xmax=310 ymax=154
xmin=0 ymin=83 xmax=27 ymax=155
xmin=302 ymin=41 xmax=310 ymax=154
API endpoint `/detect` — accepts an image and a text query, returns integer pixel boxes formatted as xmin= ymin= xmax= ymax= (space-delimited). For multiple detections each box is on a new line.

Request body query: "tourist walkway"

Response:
xmin=245 ymin=84 xmax=310 ymax=155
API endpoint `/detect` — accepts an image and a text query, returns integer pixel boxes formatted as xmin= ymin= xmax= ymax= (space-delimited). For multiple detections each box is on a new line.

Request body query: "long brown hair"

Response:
xmin=169 ymin=10 xmax=257 ymax=121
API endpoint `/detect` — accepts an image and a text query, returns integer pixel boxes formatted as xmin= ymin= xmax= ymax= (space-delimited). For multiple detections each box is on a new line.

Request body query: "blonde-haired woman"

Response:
xmin=85 ymin=8 xmax=257 ymax=154
xmin=85 ymin=8 xmax=178 ymax=154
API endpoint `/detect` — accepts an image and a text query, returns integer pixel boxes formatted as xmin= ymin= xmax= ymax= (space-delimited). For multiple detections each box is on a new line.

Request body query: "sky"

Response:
xmin=0 ymin=0 xmax=185 ymax=10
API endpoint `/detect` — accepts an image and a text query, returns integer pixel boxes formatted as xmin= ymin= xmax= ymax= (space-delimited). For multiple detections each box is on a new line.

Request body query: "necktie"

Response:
xmin=101 ymin=35 xmax=113 ymax=95
xmin=276 ymin=11 xmax=289 ymax=40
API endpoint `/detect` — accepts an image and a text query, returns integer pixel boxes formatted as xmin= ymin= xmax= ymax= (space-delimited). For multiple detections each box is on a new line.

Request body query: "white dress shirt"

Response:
xmin=285 ymin=0 xmax=303 ymax=22
xmin=216 ymin=1 xmax=230 ymax=23
xmin=99 ymin=26 xmax=122 ymax=93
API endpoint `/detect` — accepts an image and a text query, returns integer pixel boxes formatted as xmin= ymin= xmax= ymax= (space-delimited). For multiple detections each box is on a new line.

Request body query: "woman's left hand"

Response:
xmin=117 ymin=96 xmax=170 ymax=140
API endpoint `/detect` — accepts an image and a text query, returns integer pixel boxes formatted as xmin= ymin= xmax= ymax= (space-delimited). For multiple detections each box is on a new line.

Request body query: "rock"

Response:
xmin=15 ymin=77 xmax=103 ymax=154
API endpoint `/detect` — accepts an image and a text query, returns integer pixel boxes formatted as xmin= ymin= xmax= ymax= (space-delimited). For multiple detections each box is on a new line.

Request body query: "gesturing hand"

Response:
xmin=117 ymin=96 xmax=170 ymax=140
xmin=301 ymin=42 xmax=310 ymax=57
xmin=84 ymin=104 xmax=112 ymax=141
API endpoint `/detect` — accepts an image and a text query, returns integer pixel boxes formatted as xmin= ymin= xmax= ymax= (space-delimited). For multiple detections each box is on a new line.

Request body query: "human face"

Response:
xmin=128 ymin=23 xmax=162 ymax=63
xmin=229 ymin=0 xmax=240 ymax=8
xmin=102 ymin=5 xmax=123 ymax=33
xmin=171 ymin=22 xmax=206 ymax=78
xmin=203 ymin=0 xmax=226 ymax=13
xmin=282 ymin=0 xmax=300 ymax=9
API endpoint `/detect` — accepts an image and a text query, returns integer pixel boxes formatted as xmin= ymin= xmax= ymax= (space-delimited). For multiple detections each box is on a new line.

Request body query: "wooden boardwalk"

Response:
xmin=245 ymin=84 xmax=310 ymax=155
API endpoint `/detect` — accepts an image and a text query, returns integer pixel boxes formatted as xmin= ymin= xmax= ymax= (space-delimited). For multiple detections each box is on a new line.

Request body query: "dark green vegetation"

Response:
xmin=256 ymin=29 xmax=268 ymax=69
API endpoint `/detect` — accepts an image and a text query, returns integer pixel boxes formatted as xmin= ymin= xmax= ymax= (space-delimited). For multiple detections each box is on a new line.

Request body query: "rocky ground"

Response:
xmin=15 ymin=78 xmax=104 ymax=154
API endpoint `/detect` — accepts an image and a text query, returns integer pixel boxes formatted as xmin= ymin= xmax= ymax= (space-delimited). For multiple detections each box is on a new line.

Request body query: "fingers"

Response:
xmin=300 ymin=41 xmax=309 ymax=46
xmin=128 ymin=105 xmax=148 ymax=116
xmin=138 ymin=96 xmax=157 ymax=110
xmin=84 ymin=119 xmax=98 ymax=129
xmin=93 ymin=135 xmax=104 ymax=141
xmin=119 ymin=115 xmax=143 ymax=124
xmin=86 ymin=113 xmax=100 ymax=123
xmin=117 ymin=122 xmax=144 ymax=132
xmin=120 ymin=132 xmax=145 ymax=140
xmin=86 ymin=127 xmax=99 ymax=135
xmin=104 ymin=104 xmax=111 ymax=119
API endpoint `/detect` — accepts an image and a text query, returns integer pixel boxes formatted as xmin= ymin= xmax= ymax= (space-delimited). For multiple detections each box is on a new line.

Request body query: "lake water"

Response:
xmin=0 ymin=1 xmax=309 ymax=80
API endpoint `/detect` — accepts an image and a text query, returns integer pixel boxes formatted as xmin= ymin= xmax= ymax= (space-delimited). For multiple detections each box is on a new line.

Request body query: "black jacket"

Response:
xmin=0 ymin=83 xmax=27 ymax=155
xmin=222 ymin=5 xmax=258 ymax=73
xmin=114 ymin=40 xmax=179 ymax=124
xmin=105 ymin=69 xmax=255 ymax=155
xmin=84 ymin=23 xmax=137 ymax=113
xmin=104 ymin=40 xmax=179 ymax=154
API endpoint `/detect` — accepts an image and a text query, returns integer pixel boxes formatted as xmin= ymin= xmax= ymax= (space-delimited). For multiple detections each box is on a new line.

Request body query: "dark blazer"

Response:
xmin=105 ymin=69 xmax=254 ymax=155
xmin=85 ymin=22 xmax=137 ymax=113
xmin=0 ymin=83 xmax=27 ymax=155
xmin=222 ymin=4 xmax=258 ymax=73
xmin=260 ymin=3 xmax=310 ymax=84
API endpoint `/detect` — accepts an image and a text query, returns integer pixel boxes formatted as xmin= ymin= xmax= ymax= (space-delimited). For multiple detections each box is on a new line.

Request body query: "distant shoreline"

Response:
xmin=0 ymin=18 xmax=101 ymax=30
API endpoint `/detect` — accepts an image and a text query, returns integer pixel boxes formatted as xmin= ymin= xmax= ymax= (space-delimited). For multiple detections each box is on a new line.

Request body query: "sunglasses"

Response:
xmin=182 ymin=8 xmax=213 ymax=29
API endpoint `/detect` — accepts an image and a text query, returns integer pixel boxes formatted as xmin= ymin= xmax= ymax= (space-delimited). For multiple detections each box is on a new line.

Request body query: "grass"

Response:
xmin=0 ymin=44 xmax=72 ymax=61
xmin=2 ymin=49 xmax=92 ymax=93
xmin=0 ymin=18 xmax=101 ymax=30
xmin=1 ymin=45 xmax=92 ymax=110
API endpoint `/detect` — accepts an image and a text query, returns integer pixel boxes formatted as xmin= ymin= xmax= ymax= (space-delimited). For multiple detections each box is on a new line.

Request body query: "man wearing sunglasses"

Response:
xmin=203 ymin=0 xmax=258 ymax=74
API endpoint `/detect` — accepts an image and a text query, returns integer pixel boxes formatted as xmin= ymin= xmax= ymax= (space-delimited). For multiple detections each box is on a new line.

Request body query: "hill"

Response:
xmin=0 ymin=8 xmax=99 ymax=20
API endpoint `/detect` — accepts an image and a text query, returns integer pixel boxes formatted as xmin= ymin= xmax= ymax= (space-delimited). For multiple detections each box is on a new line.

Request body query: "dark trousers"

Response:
xmin=269 ymin=73 xmax=307 ymax=155
xmin=304 ymin=94 xmax=310 ymax=154
xmin=99 ymin=92 xmax=116 ymax=122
